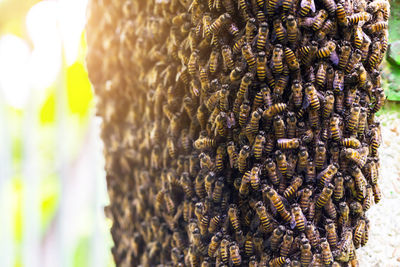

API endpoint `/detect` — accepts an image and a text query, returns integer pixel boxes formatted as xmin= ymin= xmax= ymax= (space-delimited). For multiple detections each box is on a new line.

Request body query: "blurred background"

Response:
xmin=0 ymin=0 xmax=399 ymax=267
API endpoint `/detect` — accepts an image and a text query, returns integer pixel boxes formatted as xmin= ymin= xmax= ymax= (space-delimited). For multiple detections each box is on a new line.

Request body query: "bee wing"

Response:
xmin=227 ymin=112 xmax=236 ymax=128
xmin=302 ymin=96 xmax=311 ymax=109
xmin=310 ymin=0 xmax=316 ymax=12
xmin=290 ymin=215 xmax=297 ymax=229
xmin=330 ymin=50 xmax=339 ymax=65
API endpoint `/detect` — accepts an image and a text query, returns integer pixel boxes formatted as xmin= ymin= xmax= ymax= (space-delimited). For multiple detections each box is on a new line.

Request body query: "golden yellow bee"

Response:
xmin=317 ymin=41 xmax=336 ymax=59
xmin=277 ymin=138 xmax=300 ymax=150
xmin=345 ymin=49 xmax=362 ymax=73
xmin=321 ymin=238 xmax=333 ymax=266
xmin=255 ymin=201 xmax=274 ymax=233
xmin=209 ymin=13 xmax=231 ymax=34
xmin=284 ymin=176 xmax=303 ymax=199
xmin=208 ymin=232 xmax=222 ymax=257
xmin=305 ymin=83 xmax=320 ymax=110
xmin=229 ymin=242 xmax=242 ymax=265
xmin=257 ymin=22 xmax=269 ymax=51
xmin=242 ymin=43 xmax=256 ymax=70
xmin=318 ymin=164 xmax=338 ymax=187
xmin=238 ymin=145 xmax=251 ymax=173
xmin=265 ymin=158 xmax=280 ymax=186
xmin=284 ymin=47 xmax=300 ymax=71
xmin=256 ymin=51 xmax=267 ymax=81
xmin=270 ymin=225 xmax=286 ymax=251
xmin=245 ymin=17 xmax=257 ymax=44
xmin=280 ymin=230 xmax=294 ymax=257
xmin=299 ymin=0 xmax=315 ymax=17
xmin=264 ymin=186 xmax=291 ymax=222
xmin=315 ymin=183 xmax=334 ymax=209
xmin=300 ymin=238 xmax=313 ymax=266
xmin=347 ymin=12 xmax=371 ymax=25
xmin=221 ymin=45 xmax=234 ymax=71
xmin=286 ymin=15 xmax=299 ymax=45
xmin=312 ymin=9 xmax=328 ymax=31
xmin=291 ymin=204 xmax=306 ymax=231
xmin=272 ymin=44 xmax=284 ymax=74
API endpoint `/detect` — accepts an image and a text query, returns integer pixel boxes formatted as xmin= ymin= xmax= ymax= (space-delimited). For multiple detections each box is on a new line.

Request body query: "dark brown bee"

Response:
xmin=265 ymin=158 xmax=280 ymax=186
xmin=315 ymin=183 xmax=334 ymax=209
xmin=321 ymin=238 xmax=333 ymax=266
xmin=264 ymin=186 xmax=291 ymax=222
xmin=284 ymin=176 xmax=303 ymax=199
xmin=242 ymin=43 xmax=256 ymax=70
xmin=229 ymin=242 xmax=242 ymax=265
xmin=312 ymin=9 xmax=328 ymax=31
xmin=221 ymin=45 xmax=234 ymax=71
xmin=291 ymin=204 xmax=306 ymax=231
xmin=255 ymin=201 xmax=274 ymax=233
xmin=300 ymin=238 xmax=313 ymax=266
xmin=272 ymin=44 xmax=284 ymax=74
xmin=257 ymin=52 xmax=267 ymax=81
xmin=280 ymin=230 xmax=294 ymax=257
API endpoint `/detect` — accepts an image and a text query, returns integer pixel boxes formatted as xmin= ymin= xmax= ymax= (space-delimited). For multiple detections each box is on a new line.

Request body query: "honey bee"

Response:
xmin=285 ymin=113 xmax=297 ymax=139
xmin=290 ymin=81 xmax=303 ymax=108
xmin=245 ymin=17 xmax=257 ymax=44
xmin=347 ymin=12 xmax=371 ymax=25
xmin=345 ymin=105 xmax=360 ymax=133
xmin=336 ymin=3 xmax=348 ymax=26
xmin=284 ymin=47 xmax=300 ymax=71
xmin=257 ymin=22 xmax=269 ymax=51
xmin=239 ymin=102 xmax=251 ymax=128
xmin=306 ymin=160 xmax=316 ymax=184
xmin=228 ymin=204 xmax=241 ymax=232
xmin=299 ymin=0 xmax=316 ymax=17
xmin=246 ymin=109 xmax=262 ymax=139
xmin=361 ymin=219 xmax=370 ymax=247
xmin=208 ymin=232 xmax=222 ymax=257
xmin=325 ymin=219 xmax=338 ymax=249
xmin=315 ymin=61 xmax=328 ymax=87
xmin=242 ymin=43 xmax=256 ymax=70
xmin=264 ymin=186 xmax=291 ymax=222
xmin=277 ymin=138 xmax=300 ymax=150
xmin=255 ymin=201 xmax=274 ymax=233
xmin=265 ymin=158 xmax=280 ymax=186
xmin=291 ymin=204 xmax=306 ymax=231
xmin=233 ymin=35 xmax=246 ymax=54
xmin=312 ymin=9 xmax=328 ymax=31
xmin=317 ymin=164 xmax=338 ymax=187
xmin=345 ymin=49 xmax=362 ymax=73
xmin=188 ymin=50 xmax=199 ymax=76
xmin=353 ymin=218 xmax=366 ymax=248
xmin=209 ymin=49 xmax=219 ymax=74
xmin=257 ymin=52 xmax=267 ymax=81
xmin=314 ymin=142 xmax=327 ymax=170
xmin=317 ymin=19 xmax=337 ymax=41
xmin=333 ymin=175 xmax=344 ymax=202
xmin=209 ymin=13 xmax=231 ymax=35
xmin=366 ymin=21 xmax=388 ymax=33
xmin=221 ymin=45 xmax=234 ymax=71
xmin=305 ymin=83 xmax=320 ymax=110
xmin=305 ymin=221 xmax=320 ymax=248
xmin=229 ymin=242 xmax=242 ymax=265
xmin=238 ymin=145 xmax=251 ymax=174
xmin=300 ymin=238 xmax=313 ymax=266
xmin=272 ymin=44 xmax=284 ymax=74
xmin=227 ymin=142 xmax=239 ymax=169
xmin=321 ymin=91 xmax=335 ymax=119
xmin=315 ymin=183 xmax=334 ymax=209
xmin=269 ymin=257 xmax=287 ymax=267
xmin=227 ymin=22 xmax=240 ymax=38
xmin=275 ymin=150 xmax=288 ymax=176
xmin=253 ymin=133 xmax=265 ymax=161
xmin=286 ymin=16 xmax=299 ymax=46
xmin=270 ymin=226 xmax=286 ymax=252
xmin=273 ymin=116 xmax=286 ymax=139
xmin=317 ymin=41 xmax=336 ymax=59
xmin=250 ymin=165 xmax=261 ymax=190
xmin=320 ymin=238 xmax=333 ymax=266
xmin=338 ymin=202 xmax=350 ymax=229
xmin=372 ymin=183 xmax=382 ymax=203
xmin=279 ymin=230 xmax=294 ymax=258
xmin=283 ymin=176 xmax=303 ymax=199
xmin=299 ymin=41 xmax=318 ymax=66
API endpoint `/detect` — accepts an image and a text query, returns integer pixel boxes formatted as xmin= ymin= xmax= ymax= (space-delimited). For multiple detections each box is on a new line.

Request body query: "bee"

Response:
xmin=227 ymin=142 xmax=239 ymax=169
xmin=274 ymin=74 xmax=290 ymax=98
xmin=372 ymin=87 xmax=386 ymax=113
xmin=321 ymin=91 xmax=335 ymax=119
xmin=233 ymin=35 xmax=246 ymax=54
xmin=353 ymin=219 xmax=366 ymax=248
xmin=345 ymin=49 xmax=362 ymax=73
xmin=317 ymin=19 xmax=336 ymax=41
xmin=324 ymin=198 xmax=337 ymax=219
xmin=325 ymin=220 xmax=338 ymax=249
xmin=300 ymin=239 xmax=313 ymax=266
xmin=267 ymin=0 xmax=280 ymax=16
xmin=347 ymin=104 xmax=361 ymax=133
xmin=353 ymin=26 xmax=363 ymax=49
xmin=209 ymin=13 xmax=231 ymax=34
xmin=221 ymin=45 xmax=234 ymax=71
xmin=245 ymin=18 xmax=257 ymax=44
xmin=299 ymin=41 xmax=318 ymax=66
xmin=297 ymin=146 xmax=309 ymax=171
xmin=317 ymin=41 xmax=336 ymax=59
xmin=239 ymin=102 xmax=251 ymax=128
xmin=265 ymin=158 xmax=280 ymax=186
xmin=284 ymin=47 xmax=300 ymax=71
xmin=283 ymin=176 xmax=303 ymax=199
xmin=290 ymin=81 xmax=303 ymax=108
xmin=280 ymin=231 xmax=294 ymax=258
xmin=277 ymin=138 xmax=300 ymax=150
xmin=209 ymin=49 xmax=219 ymax=74
xmin=275 ymin=150 xmax=288 ymax=176
xmin=305 ymin=83 xmax=320 ymax=110
xmin=314 ymin=142 xmax=327 ymax=170
xmin=257 ymin=22 xmax=269 ymax=51
xmin=269 ymin=257 xmax=287 ymax=267
xmin=264 ymin=186 xmax=291 ymax=222
xmin=244 ymin=233 xmax=254 ymax=257
xmin=291 ymin=204 xmax=306 ymax=231
xmin=273 ymin=116 xmax=286 ymax=139
xmin=257 ymin=52 xmax=267 ymax=81
xmin=333 ymin=175 xmax=344 ymax=202
xmin=255 ymin=201 xmax=274 ymax=233
xmin=242 ymin=43 xmax=256 ymax=70
xmin=228 ymin=204 xmax=241 ymax=232
xmin=306 ymin=161 xmax=316 ymax=184
xmin=263 ymin=103 xmax=287 ymax=120
xmin=347 ymin=12 xmax=371 ymax=25
xmin=238 ymin=145 xmax=251 ymax=174
xmin=250 ymin=165 xmax=261 ymax=190
xmin=318 ymin=164 xmax=338 ymax=187
xmin=361 ymin=219 xmax=370 ymax=247
xmin=336 ymin=3 xmax=347 ymax=26
xmin=270 ymin=226 xmax=286 ymax=252
xmin=253 ymin=133 xmax=265 ymax=161
xmin=321 ymin=238 xmax=333 ymax=266
xmin=305 ymin=222 xmax=320 ymax=248
xmin=245 ymin=112 xmax=261 ymax=143
xmin=272 ymin=44 xmax=284 ymax=74
xmin=229 ymin=243 xmax=241 ymax=265
xmin=312 ymin=9 xmax=328 ymax=31
xmin=332 ymin=71 xmax=345 ymax=95
xmin=286 ymin=113 xmax=297 ymax=139
xmin=286 ymin=16 xmax=299 ymax=46
xmin=299 ymin=0 xmax=316 ymax=16
xmin=338 ymin=202 xmax=350 ymax=229
xmin=363 ymin=185 xmax=373 ymax=211
xmin=262 ymin=85 xmax=273 ymax=108
xmin=315 ymin=183 xmax=334 ymax=209
xmin=366 ymin=21 xmax=388 ymax=33
xmin=237 ymin=72 xmax=253 ymax=100
xmin=227 ymin=22 xmax=240 ymax=38
xmin=213 ymin=178 xmax=224 ymax=203
xmin=368 ymin=41 xmax=382 ymax=70
xmin=316 ymin=61 xmax=328 ymax=87
xmin=208 ymin=232 xmax=222 ymax=257
xmin=188 ymin=50 xmax=199 ymax=76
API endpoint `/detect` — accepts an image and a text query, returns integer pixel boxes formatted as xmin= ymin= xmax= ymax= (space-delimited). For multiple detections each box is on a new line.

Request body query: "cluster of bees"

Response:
xmin=86 ymin=0 xmax=389 ymax=266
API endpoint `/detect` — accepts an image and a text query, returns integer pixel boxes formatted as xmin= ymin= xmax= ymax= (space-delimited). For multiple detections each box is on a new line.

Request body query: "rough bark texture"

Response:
xmin=86 ymin=0 xmax=388 ymax=266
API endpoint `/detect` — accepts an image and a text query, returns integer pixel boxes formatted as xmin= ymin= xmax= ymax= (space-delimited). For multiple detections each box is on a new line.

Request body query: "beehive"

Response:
xmin=86 ymin=0 xmax=388 ymax=266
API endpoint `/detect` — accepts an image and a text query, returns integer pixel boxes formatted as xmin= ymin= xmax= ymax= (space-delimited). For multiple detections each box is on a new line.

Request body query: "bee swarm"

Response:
xmin=86 ymin=0 xmax=388 ymax=266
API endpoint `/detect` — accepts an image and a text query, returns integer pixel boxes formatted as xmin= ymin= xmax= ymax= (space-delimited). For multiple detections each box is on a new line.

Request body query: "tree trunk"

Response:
xmin=86 ymin=0 xmax=388 ymax=266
